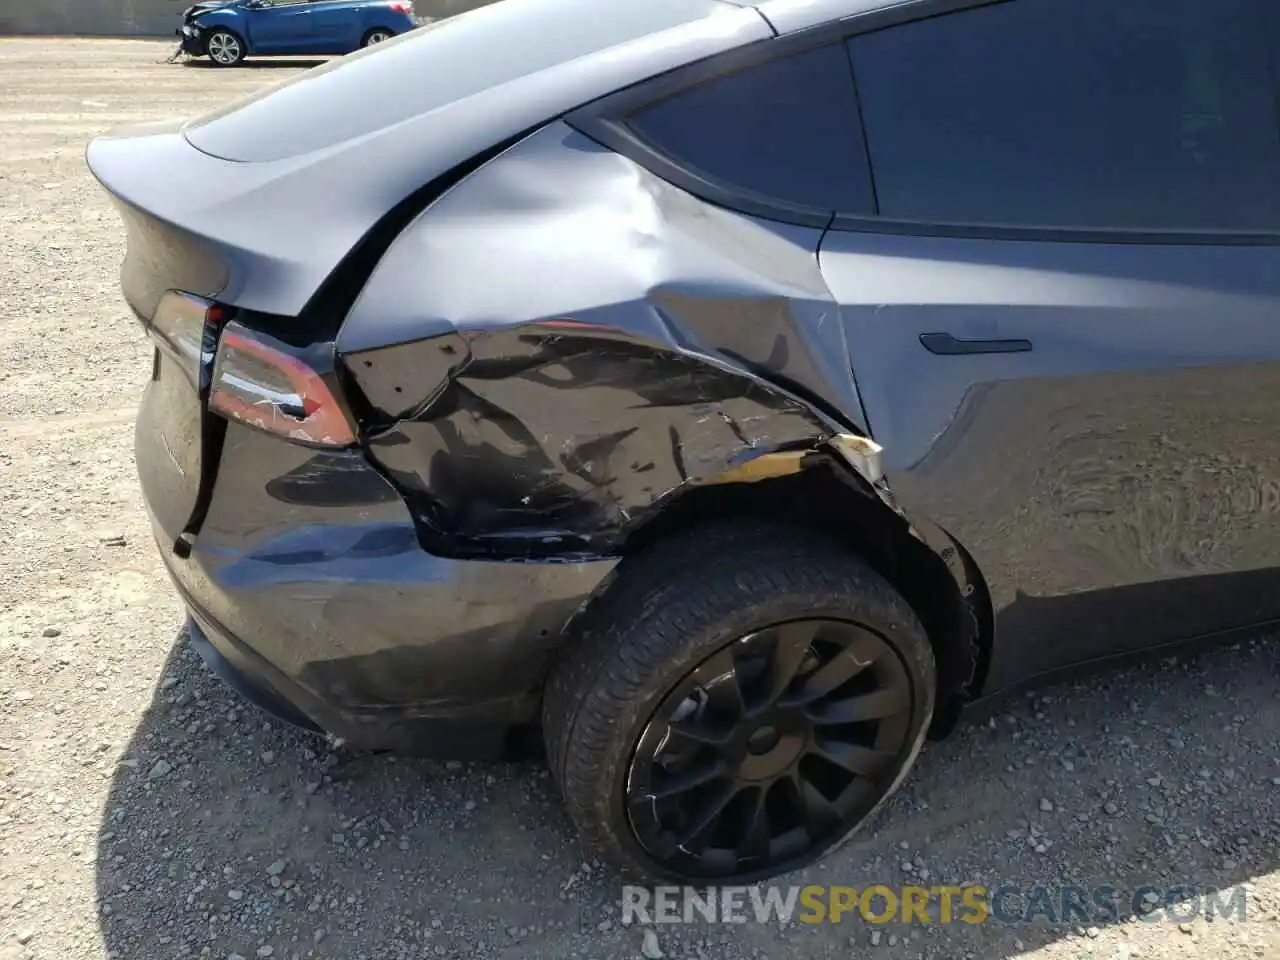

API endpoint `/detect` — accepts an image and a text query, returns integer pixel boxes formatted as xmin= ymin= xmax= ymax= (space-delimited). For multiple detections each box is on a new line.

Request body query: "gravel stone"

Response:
xmin=147 ymin=759 xmax=173 ymax=780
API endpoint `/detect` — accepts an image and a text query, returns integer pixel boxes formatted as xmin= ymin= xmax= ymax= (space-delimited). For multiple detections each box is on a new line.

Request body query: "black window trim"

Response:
xmin=566 ymin=0 xmax=1280 ymax=246
xmin=567 ymin=34 xmax=846 ymax=230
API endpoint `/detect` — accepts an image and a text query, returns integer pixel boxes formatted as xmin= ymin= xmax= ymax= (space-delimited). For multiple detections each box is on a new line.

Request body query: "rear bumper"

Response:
xmin=185 ymin=614 xmax=320 ymax=732
xmin=181 ymin=594 xmax=543 ymax=758
xmin=148 ymin=422 xmax=618 ymax=758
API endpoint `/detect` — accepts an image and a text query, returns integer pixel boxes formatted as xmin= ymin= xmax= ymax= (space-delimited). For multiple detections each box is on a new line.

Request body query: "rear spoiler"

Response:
xmin=87 ymin=5 xmax=769 ymax=317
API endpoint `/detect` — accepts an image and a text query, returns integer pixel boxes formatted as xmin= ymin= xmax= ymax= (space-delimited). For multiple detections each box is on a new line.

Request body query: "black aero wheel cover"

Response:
xmin=621 ymin=618 xmax=923 ymax=881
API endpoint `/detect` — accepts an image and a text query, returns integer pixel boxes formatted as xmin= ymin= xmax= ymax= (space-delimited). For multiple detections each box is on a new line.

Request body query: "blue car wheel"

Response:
xmin=206 ymin=29 xmax=246 ymax=67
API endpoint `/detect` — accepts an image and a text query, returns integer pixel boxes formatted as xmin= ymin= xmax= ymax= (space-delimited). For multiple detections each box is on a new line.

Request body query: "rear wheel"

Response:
xmin=206 ymin=30 xmax=245 ymax=67
xmin=362 ymin=28 xmax=394 ymax=47
xmin=543 ymin=524 xmax=936 ymax=882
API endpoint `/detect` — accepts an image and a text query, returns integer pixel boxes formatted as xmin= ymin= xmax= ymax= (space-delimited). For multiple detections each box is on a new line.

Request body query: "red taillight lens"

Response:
xmin=388 ymin=1 xmax=412 ymax=12
xmin=209 ymin=322 xmax=356 ymax=448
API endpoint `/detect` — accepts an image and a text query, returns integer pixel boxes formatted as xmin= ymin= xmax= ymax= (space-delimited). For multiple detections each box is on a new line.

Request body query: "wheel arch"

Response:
xmin=610 ymin=448 xmax=994 ymax=736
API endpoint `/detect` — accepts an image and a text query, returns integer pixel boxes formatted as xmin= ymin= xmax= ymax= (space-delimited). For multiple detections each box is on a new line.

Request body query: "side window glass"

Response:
xmin=848 ymin=0 xmax=1280 ymax=231
xmin=624 ymin=43 xmax=875 ymax=216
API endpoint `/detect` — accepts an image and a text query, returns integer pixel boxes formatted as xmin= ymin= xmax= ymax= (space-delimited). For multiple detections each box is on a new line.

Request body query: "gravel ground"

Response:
xmin=1 ymin=36 xmax=1278 ymax=960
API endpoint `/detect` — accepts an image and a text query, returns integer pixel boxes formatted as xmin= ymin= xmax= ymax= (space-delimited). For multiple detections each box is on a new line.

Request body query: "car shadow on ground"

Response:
xmin=94 ymin=632 xmax=1278 ymax=960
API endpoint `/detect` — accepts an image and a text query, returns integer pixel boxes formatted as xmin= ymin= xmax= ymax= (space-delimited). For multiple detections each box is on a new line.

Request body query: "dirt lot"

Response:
xmin=0 ymin=36 xmax=1278 ymax=960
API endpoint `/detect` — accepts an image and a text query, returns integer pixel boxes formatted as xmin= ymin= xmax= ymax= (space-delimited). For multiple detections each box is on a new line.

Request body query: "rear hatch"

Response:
xmin=86 ymin=119 xmax=355 ymax=548
xmin=132 ymin=289 xmax=224 ymax=548
xmin=87 ymin=0 xmax=756 ymax=321
xmin=87 ymin=0 xmax=764 ymax=546
xmin=92 ymin=152 xmax=235 ymax=545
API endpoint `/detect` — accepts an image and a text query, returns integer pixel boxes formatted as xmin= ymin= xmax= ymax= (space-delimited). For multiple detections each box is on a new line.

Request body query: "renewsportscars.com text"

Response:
xmin=621 ymin=883 xmax=1249 ymax=926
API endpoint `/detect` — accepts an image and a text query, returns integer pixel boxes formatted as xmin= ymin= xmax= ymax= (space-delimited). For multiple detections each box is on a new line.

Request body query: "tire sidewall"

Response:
xmin=587 ymin=589 xmax=935 ymax=883
xmin=363 ymin=29 xmax=393 ymax=46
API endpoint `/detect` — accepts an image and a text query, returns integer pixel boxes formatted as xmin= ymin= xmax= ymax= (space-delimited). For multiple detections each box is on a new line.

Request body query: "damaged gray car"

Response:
xmin=88 ymin=0 xmax=1280 ymax=882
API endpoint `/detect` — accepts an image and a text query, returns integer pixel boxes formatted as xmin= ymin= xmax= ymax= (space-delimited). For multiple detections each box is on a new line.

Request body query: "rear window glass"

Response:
xmin=184 ymin=0 xmax=725 ymax=162
xmin=625 ymin=44 xmax=875 ymax=215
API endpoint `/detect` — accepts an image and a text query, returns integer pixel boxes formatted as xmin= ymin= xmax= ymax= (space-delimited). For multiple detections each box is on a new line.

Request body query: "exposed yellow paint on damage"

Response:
xmin=704 ymin=434 xmax=885 ymax=488
xmin=705 ymin=450 xmax=809 ymax=485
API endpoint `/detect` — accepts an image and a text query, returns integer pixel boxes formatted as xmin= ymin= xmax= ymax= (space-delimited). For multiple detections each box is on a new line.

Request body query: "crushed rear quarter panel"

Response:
xmin=338 ymin=123 xmax=869 ymax=549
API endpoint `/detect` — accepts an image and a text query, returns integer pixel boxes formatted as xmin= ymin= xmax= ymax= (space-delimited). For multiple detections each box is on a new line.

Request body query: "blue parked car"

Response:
xmin=178 ymin=0 xmax=417 ymax=66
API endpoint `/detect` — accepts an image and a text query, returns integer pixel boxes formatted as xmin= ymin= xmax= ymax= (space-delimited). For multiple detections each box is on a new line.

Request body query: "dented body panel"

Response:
xmin=340 ymin=123 xmax=867 ymax=549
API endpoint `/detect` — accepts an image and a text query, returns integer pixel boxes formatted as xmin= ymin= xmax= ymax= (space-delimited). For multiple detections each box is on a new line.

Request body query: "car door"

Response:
xmin=244 ymin=0 xmax=315 ymax=53
xmin=819 ymin=0 xmax=1280 ymax=690
xmin=308 ymin=0 xmax=361 ymax=53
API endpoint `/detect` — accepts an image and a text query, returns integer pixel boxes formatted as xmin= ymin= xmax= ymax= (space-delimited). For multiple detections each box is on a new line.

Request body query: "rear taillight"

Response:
xmin=388 ymin=1 xmax=412 ymax=12
xmin=149 ymin=291 xmax=224 ymax=392
xmin=209 ymin=322 xmax=356 ymax=448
